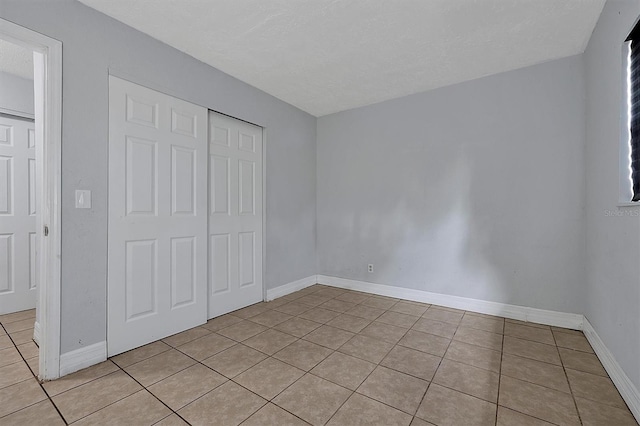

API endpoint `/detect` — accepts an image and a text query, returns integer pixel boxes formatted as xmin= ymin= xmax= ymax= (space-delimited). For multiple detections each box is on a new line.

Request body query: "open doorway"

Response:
xmin=0 ymin=18 xmax=62 ymax=381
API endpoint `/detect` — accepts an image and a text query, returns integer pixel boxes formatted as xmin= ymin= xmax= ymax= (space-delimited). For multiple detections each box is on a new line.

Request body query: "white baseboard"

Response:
xmin=266 ymin=275 xmax=318 ymax=301
xmin=59 ymin=341 xmax=107 ymax=377
xmin=583 ymin=318 xmax=640 ymax=422
xmin=33 ymin=321 xmax=40 ymax=346
xmin=316 ymin=275 xmax=583 ymax=330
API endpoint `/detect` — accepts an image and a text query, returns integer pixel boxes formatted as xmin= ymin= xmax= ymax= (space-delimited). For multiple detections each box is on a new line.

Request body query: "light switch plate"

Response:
xmin=75 ymin=190 xmax=92 ymax=209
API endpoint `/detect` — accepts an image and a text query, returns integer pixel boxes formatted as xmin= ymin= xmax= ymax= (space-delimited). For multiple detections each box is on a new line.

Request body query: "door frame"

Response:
xmin=0 ymin=18 xmax=63 ymax=380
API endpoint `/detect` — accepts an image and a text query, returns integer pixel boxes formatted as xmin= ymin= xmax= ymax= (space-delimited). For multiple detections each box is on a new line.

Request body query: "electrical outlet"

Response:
xmin=368 ymin=264 xmax=374 ymax=273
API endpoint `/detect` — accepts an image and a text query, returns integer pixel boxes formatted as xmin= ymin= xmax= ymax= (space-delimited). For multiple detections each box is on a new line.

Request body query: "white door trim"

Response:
xmin=0 ymin=18 xmax=63 ymax=381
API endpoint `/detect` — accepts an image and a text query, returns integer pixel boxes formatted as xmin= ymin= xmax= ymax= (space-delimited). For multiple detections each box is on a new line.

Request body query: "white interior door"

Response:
xmin=108 ymin=76 xmax=208 ymax=356
xmin=0 ymin=115 xmax=37 ymax=315
xmin=208 ymin=111 xmax=263 ymax=318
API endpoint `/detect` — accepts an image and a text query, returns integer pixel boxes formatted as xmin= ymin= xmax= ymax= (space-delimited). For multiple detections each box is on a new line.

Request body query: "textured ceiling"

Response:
xmin=0 ymin=39 xmax=33 ymax=80
xmin=79 ymin=0 xmax=605 ymax=117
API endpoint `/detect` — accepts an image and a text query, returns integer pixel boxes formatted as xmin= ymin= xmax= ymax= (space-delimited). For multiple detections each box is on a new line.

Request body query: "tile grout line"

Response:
xmin=553 ymin=328 xmax=585 ymax=426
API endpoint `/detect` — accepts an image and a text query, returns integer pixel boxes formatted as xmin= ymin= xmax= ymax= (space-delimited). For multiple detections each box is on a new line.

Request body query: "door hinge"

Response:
xmin=44 ymin=225 xmax=49 ymax=237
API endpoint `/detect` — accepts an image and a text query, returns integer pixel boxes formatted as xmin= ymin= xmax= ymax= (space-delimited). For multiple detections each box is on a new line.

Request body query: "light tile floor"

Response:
xmin=0 ymin=284 xmax=637 ymax=425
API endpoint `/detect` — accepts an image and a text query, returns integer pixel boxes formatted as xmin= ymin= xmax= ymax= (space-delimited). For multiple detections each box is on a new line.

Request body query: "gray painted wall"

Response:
xmin=584 ymin=0 xmax=640 ymax=390
xmin=317 ymin=55 xmax=587 ymax=314
xmin=0 ymin=70 xmax=33 ymax=117
xmin=0 ymin=0 xmax=317 ymax=354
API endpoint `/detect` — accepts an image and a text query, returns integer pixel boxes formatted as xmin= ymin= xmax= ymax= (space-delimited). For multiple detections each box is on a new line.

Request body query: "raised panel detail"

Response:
xmin=210 ymin=155 xmax=229 ymax=215
xmin=210 ymin=234 xmax=230 ymax=294
xmin=0 ymin=156 xmax=12 ymax=215
xmin=171 ymin=109 xmax=197 ymax=138
xmin=211 ymin=125 xmax=230 ymax=146
xmin=29 ymin=233 xmax=37 ymax=290
xmin=125 ymin=240 xmax=157 ymax=321
xmin=28 ymin=158 xmax=36 ymax=216
xmin=171 ymin=146 xmax=196 ymax=215
xmin=238 ymin=232 xmax=255 ymax=287
xmin=126 ymin=95 xmax=158 ymax=128
xmin=239 ymin=133 xmax=255 ymax=152
xmin=0 ymin=234 xmax=13 ymax=293
xmin=27 ymin=129 xmax=36 ymax=148
xmin=171 ymin=237 xmax=196 ymax=308
xmin=239 ymin=160 xmax=255 ymax=215
xmin=0 ymin=125 xmax=12 ymax=146
xmin=126 ymin=137 xmax=157 ymax=216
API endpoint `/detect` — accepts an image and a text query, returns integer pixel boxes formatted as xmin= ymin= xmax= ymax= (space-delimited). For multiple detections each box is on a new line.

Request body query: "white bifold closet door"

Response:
xmin=208 ymin=111 xmax=263 ymax=318
xmin=108 ymin=76 xmax=208 ymax=356
xmin=0 ymin=115 xmax=37 ymax=315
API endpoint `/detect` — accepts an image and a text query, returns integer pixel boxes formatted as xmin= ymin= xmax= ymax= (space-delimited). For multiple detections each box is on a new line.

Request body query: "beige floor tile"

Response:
xmin=328 ymin=393 xmax=412 ymax=426
xmin=201 ymin=313 xmax=243 ymax=332
xmin=176 ymin=333 xmax=236 ymax=361
xmin=232 ymin=303 xmax=270 ymax=319
xmin=0 ymin=334 xmax=13 ymax=350
xmin=357 ymin=366 xmax=428 ymax=414
xmin=359 ymin=321 xmax=408 ymax=344
xmin=327 ymin=314 xmax=372 ymax=333
xmin=432 ymin=359 xmax=499 ymax=403
xmin=504 ymin=322 xmax=555 ymax=345
xmin=566 ymin=368 xmax=627 ymax=409
xmin=273 ymin=373 xmax=352 ymax=426
xmin=298 ymin=307 xmax=342 ymax=323
xmin=381 ymin=345 xmax=441 ymax=381
xmin=303 ymin=325 xmax=355 ymax=350
xmin=376 ymin=311 xmax=419 ymax=328
xmin=16 ymin=341 xmax=38 ymax=359
xmin=416 ymin=383 xmax=496 ymax=426
xmin=310 ymin=351 xmax=376 ymax=390
xmin=3 ymin=318 xmax=35 ymax=334
xmin=111 ymin=341 xmax=171 ymax=368
xmin=274 ymin=339 xmax=333 ymax=370
xmin=43 ymin=360 xmax=119 ymax=396
xmin=202 ymin=343 xmax=266 ymax=378
xmin=0 ymin=309 xmax=36 ymax=325
xmin=501 ymin=353 xmax=570 ymax=393
xmin=503 ymin=336 xmax=561 ymax=365
xmin=453 ymin=326 xmax=502 ymax=351
xmin=347 ymin=304 xmax=385 ymax=320
xmin=0 ymin=360 xmax=33 ymax=389
xmin=274 ymin=317 xmax=322 ymax=338
xmin=389 ymin=301 xmax=429 ymax=317
xmin=398 ymin=330 xmax=451 ymax=357
xmin=124 ymin=349 xmax=196 ymax=386
xmin=217 ymin=320 xmax=268 ymax=342
xmin=411 ymin=318 xmax=458 ymax=339
xmin=320 ymin=299 xmax=357 ymax=313
xmin=154 ymin=414 xmax=190 ymax=426
xmin=421 ymin=308 xmax=463 ymax=325
xmin=499 ymin=375 xmax=580 ymax=426
xmin=178 ymin=381 xmax=266 ymax=426
xmin=52 ymin=370 xmax=142 ymax=423
xmin=410 ymin=417 xmax=437 ymax=426
xmin=575 ymin=396 xmax=638 ymax=426
xmin=0 ymin=399 xmax=65 ymax=426
xmin=74 ymin=389 xmax=171 ymax=425
xmin=248 ymin=309 xmax=293 ymax=327
xmin=553 ymin=332 xmax=594 ymax=353
xmin=243 ymin=329 xmax=298 ymax=355
xmin=274 ymin=302 xmax=313 ymax=316
xmin=0 ymin=377 xmax=47 ymax=418
xmin=497 ymin=407 xmax=555 ymax=426
xmin=334 ymin=292 xmax=370 ymax=304
xmin=234 ymin=357 xmax=304 ymax=400
xmin=0 ymin=346 xmax=23 ymax=368
xmin=551 ymin=326 xmax=583 ymax=336
xmin=8 ymin=329 xmax=35 ymax=345
xmin=148 ymin=363 xmax=227 ymax=410
xmin=26 ymin=356 xmax=38 ymax=377
xmin=361 ymin=296 xmax=398 ymax=310
xmin=558 ymin=347 xmax=607 ymax=376
xmin=162 ymin=327 xmax=211 ymax=347
xmin=338 ymin=334 xmax=394 ymax=363
xmin=242 ymin=403 xmax=310 ymax=426
xmin=460 ymin=313 xmax=504 ymax=334
xmin=505 ymin=318 xmax=549 ymax=329
xmin=313 ymin=287 xmax=347 ymax=299
xmin=297 ymin=294 xmax=332 ymax=307
xmin=444 ymin=340 xmax=501 ymax=373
